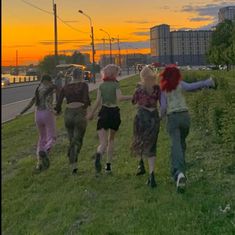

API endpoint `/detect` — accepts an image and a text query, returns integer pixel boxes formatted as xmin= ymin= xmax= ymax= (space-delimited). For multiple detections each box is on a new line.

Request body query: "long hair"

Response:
xmin=35 ymin=74 xmax=52 ymax=106
xmin=160 ymin=66 xmax=182 ymax=92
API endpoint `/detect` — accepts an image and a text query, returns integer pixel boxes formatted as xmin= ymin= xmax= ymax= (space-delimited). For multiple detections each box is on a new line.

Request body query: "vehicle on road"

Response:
xmin=56 ymin=64 xmax=86 ymax=85
xmin=1 ymin=77 xmax=10 ymax=87
xmin=84 ymin=71 xmax=92 ymax=82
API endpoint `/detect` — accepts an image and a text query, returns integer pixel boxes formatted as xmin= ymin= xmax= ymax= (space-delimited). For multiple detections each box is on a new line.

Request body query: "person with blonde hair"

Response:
xmin=132 ymin=65 xmax=163 ymax=188
xmin=86 ymin=64 xmax=132 ymax=174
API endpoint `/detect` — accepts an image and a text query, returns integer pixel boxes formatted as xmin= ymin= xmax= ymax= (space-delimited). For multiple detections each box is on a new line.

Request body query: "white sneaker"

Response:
xmin=176 ymin=172 xmax=186 ymax=193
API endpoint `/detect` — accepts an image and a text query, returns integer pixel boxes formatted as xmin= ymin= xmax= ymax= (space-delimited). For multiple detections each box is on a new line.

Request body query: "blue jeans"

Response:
xmin=167 ymin=111 xmax=190 ymax=180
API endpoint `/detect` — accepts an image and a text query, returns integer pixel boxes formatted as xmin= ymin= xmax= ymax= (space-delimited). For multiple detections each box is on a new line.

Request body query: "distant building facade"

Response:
xmin=218 ymin=6 xmax=235 ymax=23
xmin=150 ymin=24 xmax=212 ymax=66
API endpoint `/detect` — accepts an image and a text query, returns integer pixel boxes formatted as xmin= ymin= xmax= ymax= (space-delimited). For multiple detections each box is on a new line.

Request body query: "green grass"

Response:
xmin=2 ymin=71 xmax=235 ymax=235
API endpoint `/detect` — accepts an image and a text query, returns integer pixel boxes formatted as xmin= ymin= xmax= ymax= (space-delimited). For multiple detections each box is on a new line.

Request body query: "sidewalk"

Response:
xmin=2 ymin=73 xmax=135 ymax=124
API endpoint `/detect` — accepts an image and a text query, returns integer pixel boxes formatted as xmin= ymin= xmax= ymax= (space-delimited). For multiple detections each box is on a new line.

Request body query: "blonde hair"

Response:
xmin=140 ymin=66 xmax=157 ymax=88
xmin=101 ymin=64 xmax=120 ymax=79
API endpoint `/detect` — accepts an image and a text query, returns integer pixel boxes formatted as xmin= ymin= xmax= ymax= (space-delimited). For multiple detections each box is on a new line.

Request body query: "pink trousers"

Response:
xmin=35 ymin=110 xmax=56 ymax=155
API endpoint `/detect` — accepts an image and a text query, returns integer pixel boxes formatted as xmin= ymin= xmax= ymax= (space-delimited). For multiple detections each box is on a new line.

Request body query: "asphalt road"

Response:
xmin=2 ymin=83 xmax=39 ymax=105
xmin=2 ymin=72 xmax=136 ymax=123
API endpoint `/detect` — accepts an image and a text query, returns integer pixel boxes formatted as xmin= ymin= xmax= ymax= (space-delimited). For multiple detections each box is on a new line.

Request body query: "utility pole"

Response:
xmin=53 ymin=0 xmax=58 ymax=68
xmin=117 ymin=36 xmax=121 ymax=66
xmin=102 ymin=38 xmax=106 ymax=66
xmin=78 ymin=10 xmax=96 ymax=82
xmin=16 ymin=50 xmax=18 ymax=67
xmin=100 ymin=29 xmax=112 ymax=64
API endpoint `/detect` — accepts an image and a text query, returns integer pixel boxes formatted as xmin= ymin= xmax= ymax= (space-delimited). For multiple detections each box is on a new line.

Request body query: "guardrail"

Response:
xmin=10 ymin=76 xmax=39 ymax=84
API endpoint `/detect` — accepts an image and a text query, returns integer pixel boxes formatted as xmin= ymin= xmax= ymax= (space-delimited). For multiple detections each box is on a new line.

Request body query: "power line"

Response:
xmin=57 ymin=16 xmax=89 ymax=34
xmin=20 ymin=0 xmax=89 ymax=34
xmin=21 ymin=0 xmax=53 ymax=15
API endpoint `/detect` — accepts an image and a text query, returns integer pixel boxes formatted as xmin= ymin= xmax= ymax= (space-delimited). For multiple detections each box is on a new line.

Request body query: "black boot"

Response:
xmin=136 ymin=159 xmax=146 ymax=176
xmin=39 ymin=151 xmax=50 ymax=170
xmin=147 ymin=172 xmax=157 ymax=188
xmin=105 ymin=163 xmax=112 ymax=174
xmin=94 ymin=153 xmax=102 ymax=173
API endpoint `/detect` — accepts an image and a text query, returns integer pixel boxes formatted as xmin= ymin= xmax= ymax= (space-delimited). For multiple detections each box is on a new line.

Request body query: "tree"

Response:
xmin=70 ymin=51 xmax=85 ymax=65
xmin=38 ymin=55 xmax=71 ymax=74
xmin=207 ymin=20 xmax=235 ymax=69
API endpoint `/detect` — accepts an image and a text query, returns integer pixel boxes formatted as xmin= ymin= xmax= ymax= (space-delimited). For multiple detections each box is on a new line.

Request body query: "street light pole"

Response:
xmin=53 ymin=0 xmax=58 ymax=68
xmin=78 ymin=10 xmax=95 ymax=81
xmin=100 ymin=29 xmax=112 ymax=64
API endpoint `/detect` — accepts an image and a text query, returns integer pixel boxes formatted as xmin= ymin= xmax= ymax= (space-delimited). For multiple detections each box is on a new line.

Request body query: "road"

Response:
xmin=2 ymin=72 xmax=136 ymax=123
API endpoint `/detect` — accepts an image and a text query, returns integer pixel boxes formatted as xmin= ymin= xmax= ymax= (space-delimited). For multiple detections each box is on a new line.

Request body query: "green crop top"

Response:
xmin=99 ymin=81 xmax=120 ymax=106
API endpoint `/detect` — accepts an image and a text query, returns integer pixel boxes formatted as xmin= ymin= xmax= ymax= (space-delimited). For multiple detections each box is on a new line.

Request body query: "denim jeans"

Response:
xmin=167 ymin=111 xmax=190 ymax=180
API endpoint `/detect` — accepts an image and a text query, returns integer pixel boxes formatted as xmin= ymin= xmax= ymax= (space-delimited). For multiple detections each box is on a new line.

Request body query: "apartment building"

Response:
xmin=218 ymin=6 xmax=235 ymax=23
xmin=150 ymin=24 xmax=212 ymax=66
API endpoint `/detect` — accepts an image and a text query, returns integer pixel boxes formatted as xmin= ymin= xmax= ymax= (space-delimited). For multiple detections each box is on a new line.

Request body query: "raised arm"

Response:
xmin=20 ymin=97 xmax=36 ymax=115
xmin=181 ymin=78 xmax=215 ymax=91
xmin=116 ymin=89 xmax=132 ymax=101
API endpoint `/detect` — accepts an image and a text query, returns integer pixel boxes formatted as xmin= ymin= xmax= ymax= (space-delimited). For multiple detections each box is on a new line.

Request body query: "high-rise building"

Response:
xmin=218 ymin=6 xmax=235 ymax=23
xmin=150 ymin=24 xmax=171 ymax=64
xmin=150 ymin=24 xmax=212 ymax=66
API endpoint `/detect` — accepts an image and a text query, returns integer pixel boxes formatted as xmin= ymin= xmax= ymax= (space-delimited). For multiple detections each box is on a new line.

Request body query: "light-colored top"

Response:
xmin=160 ymin=78 xmax=215 ymax=116
xmin=165 ymin=83 xmax=188 ymax=114
xmin=99 ymin=81 xmax=120 ymax=106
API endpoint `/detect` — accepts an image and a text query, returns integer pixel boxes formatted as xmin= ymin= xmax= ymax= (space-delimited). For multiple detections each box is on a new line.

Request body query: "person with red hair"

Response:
xmin=160 ymin=66 xmax=215 ymax=193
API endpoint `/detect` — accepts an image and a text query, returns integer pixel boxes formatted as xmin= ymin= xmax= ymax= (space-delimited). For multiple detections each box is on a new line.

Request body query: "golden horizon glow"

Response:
xmin=2 ymin=0 xmax=225 ymax=66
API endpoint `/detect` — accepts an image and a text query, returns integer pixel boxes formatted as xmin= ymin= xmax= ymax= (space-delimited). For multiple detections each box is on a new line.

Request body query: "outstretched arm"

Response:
xmin=181 ymin=78 xmax=215 ymax=91
xmin=20 ymin=97 xmax=36 ymax=115
xmin=116 ymin=89 xmax=132 ymax=101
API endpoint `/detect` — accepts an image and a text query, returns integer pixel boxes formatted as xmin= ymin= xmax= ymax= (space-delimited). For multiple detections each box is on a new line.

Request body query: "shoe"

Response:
xmin=105 ymin=163 xmax=112 ymax=174
xmin=136 ymin=159 xmax=146 ymax=176
xmin=33 ymin=162 xmax=43 ymax=174
xmin=39 ymin=151 xmax=50 ymax=170
xmin=94 ymin=153 xmax=102 ymax=173
xmin=146 ymin=172 xmax=157 ymax=188
xmin=176 ymin=172 xmax=186 ymax=193
xmin=72 ymin=168 xmax=78 ymax=175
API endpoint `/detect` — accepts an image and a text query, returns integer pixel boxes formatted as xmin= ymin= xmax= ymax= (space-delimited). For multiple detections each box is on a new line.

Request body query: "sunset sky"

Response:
xmin=2 ymin=0 xmax=234 ymax=66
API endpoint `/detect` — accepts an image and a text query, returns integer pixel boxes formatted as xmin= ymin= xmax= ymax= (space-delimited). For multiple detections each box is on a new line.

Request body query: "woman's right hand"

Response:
xmin=86 ymin=112 xmax=94 ymax=121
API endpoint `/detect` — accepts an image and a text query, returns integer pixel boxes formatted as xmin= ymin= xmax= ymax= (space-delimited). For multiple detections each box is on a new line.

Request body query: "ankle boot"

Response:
xmin=136 ymin=159 xmax=146 ymax=176
xmin=147 ymin=172 xmax=157 ymax=188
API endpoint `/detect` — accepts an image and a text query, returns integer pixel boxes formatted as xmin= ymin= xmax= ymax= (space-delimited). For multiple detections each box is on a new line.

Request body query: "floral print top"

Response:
xmin=132 ymin=84 xmax=161 ymax=108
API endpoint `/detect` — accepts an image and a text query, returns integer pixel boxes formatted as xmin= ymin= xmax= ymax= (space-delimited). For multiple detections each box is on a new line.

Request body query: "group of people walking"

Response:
xmin=18 ymin=64 xmax=215 ymax=193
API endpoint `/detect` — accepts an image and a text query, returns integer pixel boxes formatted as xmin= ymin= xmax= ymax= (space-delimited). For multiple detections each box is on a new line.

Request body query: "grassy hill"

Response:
xmin=2 ymin=70 xmax=235 ymax=235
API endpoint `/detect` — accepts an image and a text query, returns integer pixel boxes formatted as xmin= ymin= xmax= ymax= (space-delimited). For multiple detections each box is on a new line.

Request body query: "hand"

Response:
xmin=15 ymin=114 xmax=22 ymax=119
xmin=209 ymin=77 xmax=218 ymax=90
xmin=86 ymin=112 xmax=94 ymax=121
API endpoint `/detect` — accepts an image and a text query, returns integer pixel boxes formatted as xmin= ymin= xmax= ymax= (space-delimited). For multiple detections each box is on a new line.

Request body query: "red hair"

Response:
xmin=160 ymin=65 xmax=182 ymax=92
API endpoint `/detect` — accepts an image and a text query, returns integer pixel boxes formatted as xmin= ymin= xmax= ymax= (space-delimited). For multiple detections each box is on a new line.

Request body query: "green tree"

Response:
xmin=38 ymin=55 xmax=71 ymax=74
xmin=70 ymin=51 xmax=85 ymax=65
xmin=207 ymin=20 xmax=235 ymax=69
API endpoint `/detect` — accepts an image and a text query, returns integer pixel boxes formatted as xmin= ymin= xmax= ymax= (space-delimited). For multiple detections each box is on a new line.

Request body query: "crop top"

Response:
xmin=132 ymin=84 xmax=161 ymax=108
xmin=55 ymin=82 xmax=90 ymax=113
